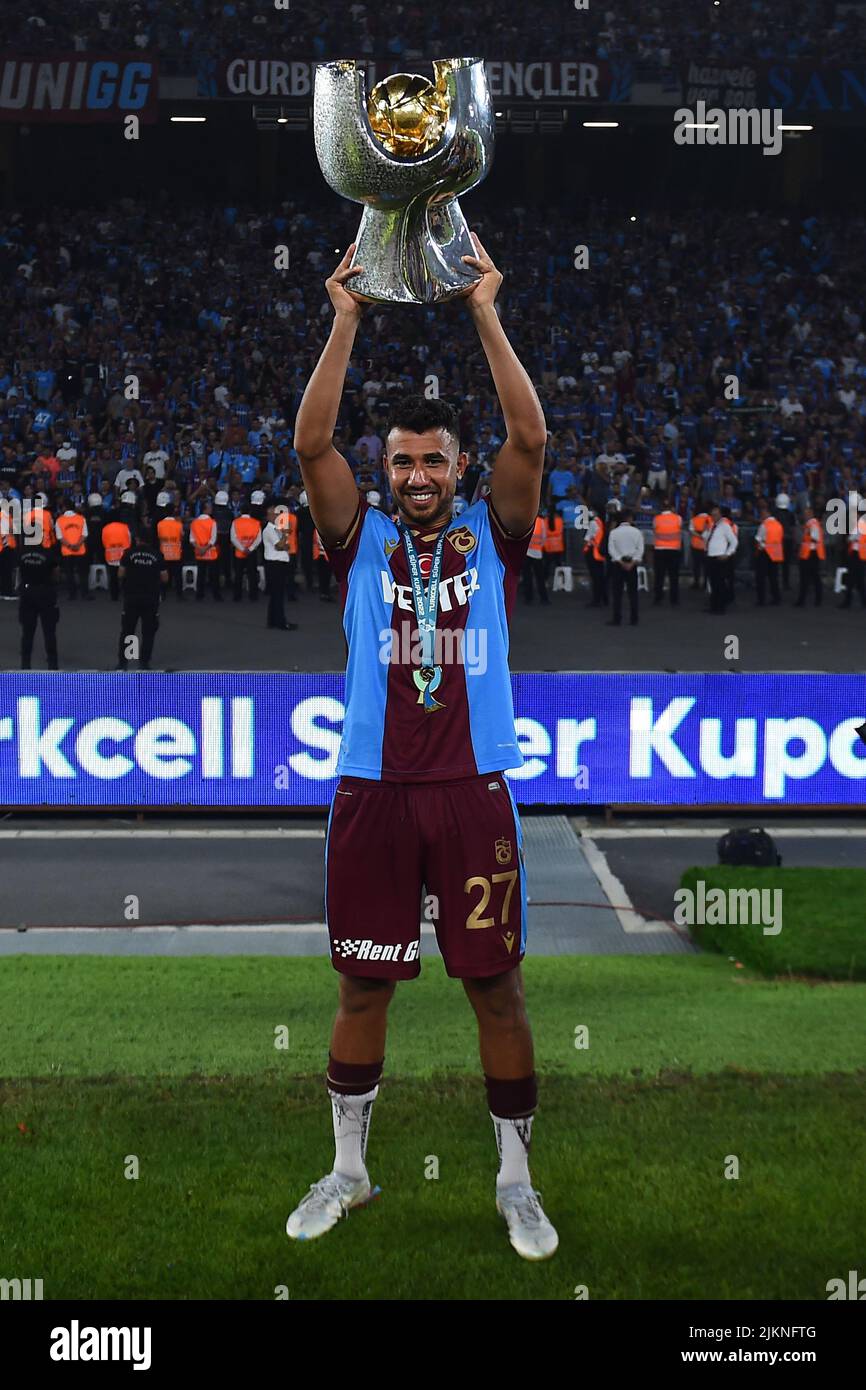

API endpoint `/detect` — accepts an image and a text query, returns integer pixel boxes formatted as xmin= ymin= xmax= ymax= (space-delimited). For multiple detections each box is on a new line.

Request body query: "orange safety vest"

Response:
xmin=799 ymin=518 xmax=825 ymax=561
xmin=313 ymin=530 xmax=326 ymax=562
xmin=157 ymin=517 xmax=184 ymax=563
xmin=28 ymin=507 xmax=54 ymax=546
xmin=276 ymin=510 xmax=299 ymax=555
xmin=690 ymin=513 xmax=712 ymax=551
xmin=530 ymin=516 xmax=547 ymax=553
xmin=543 ymin=516 xmax=565 ymax=554
xmin=0 ymin=510 xmax=16 ymax=550
xmin=233 ymin=514 xmax=262 ymax=557
xmin=102 ymin=521 xmax=131 ymax=565
xmin=653 ymin=511 xmax=682 ymax=550
xmin=761 ymin=516 xmax=784 ymax=562
xmin=730 ymin=520 xmax=739 ymax=538
xmin=190 ymin=515 xmax=218 ymax=561
xmin=858 ymin=518 xmax=866 ymax=561
xmin=57 ymin=513 xmax=87 ymax=556
xmin=583 ymin=517 xmax=605 ymax=561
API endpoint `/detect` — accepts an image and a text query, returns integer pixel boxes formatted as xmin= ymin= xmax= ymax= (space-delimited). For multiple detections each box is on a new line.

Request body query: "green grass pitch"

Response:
xmin=2 ymin=954 xmax=864 ymax=1300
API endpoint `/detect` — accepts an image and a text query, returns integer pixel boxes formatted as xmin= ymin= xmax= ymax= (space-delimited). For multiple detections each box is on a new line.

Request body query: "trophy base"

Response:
xmin=349 ymin=200 xmax=483 ymax=305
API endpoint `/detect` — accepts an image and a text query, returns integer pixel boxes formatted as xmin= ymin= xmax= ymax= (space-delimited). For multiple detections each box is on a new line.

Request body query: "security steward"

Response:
xmin=190 ymin=502 xmax=222 ymax=601
xmin=102 ymin=512 xmax=133 ymax=601
xmin=231 ymin=505 xmax=263 ymax=601
xmin=117 ymin=524 xmax=167 ymax=670
xmin=522 ymin=508 xmax=549 ymax=604
xmin=55 ymin=504 xmax=91 ymax=599
xmin=0 ymin=496 xmax=18 ymax=597
xmin=652 ymin=499 xmax=682 ymax=605
xmin=688 ymin=505 xmax=712 ymax=589
xmin=840 ymin=511 xmax=866 ymax=609
xmin=795 ymin=504 xmax=825 ymax=608
xmin=278 ymin=503 xmax=300 ymax=602
xmin=583 ymin=507 xmax=607 ymax=607
xmin=754 ymin=499 xmax=783 ymax=606
xmin=157 ymin=504 xmax=185 ymax=600
xmin=19 ymin=541 xmax=60 ymax=670
xmin=543 ymin=504 xmax=565 ymax=585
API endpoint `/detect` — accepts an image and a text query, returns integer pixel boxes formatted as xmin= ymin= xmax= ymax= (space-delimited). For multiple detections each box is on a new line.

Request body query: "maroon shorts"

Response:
xmin=325 ymin=773 xmax=528 ymax=980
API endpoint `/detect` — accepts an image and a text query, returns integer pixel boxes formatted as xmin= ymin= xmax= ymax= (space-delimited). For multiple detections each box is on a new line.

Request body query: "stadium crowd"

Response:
xmin=3 ymin=0 xmax=860 ymax=74
xmin=1 ymin=195 xmax=866 ymax=637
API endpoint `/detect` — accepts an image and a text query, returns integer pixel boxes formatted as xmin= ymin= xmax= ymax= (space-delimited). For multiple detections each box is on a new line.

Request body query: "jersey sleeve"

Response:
xmin=485 ymin=495 xmax=533 ymax=573
xmin=322 ymin=492 xmax=369 ymax=584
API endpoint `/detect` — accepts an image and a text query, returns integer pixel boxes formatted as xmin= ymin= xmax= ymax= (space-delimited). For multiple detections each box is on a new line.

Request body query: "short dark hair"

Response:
xmin=620 ymin=508 xmax=634 ymax=522
xmin=385 ymin=395 xmax=460 ymax=452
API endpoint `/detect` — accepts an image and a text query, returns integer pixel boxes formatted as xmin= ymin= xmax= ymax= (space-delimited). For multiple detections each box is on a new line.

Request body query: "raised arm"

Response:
xmin=294 ymin=245 xmax=369 ymax=546
xmin=460 ymin=232 xmax=547 ymax=535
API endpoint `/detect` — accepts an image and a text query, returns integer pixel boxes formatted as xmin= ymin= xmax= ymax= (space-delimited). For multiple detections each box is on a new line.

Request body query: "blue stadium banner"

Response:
xmin=675 ymin=61 xmax=866 ymax=118
xmin=0 ymin=674 xmax=863 ymax=809
xmin=761 ymin=62 xmax=866 ymax=114
xmin=0 ymin=53 xmax=158 ymax=123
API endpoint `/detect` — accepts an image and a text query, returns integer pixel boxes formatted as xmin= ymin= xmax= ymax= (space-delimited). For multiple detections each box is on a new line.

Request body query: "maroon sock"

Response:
xmin=326 ymin=1054 xmax=384 ymax=1096
xmin=484 ymin=1073 xmax=538 ymax=1119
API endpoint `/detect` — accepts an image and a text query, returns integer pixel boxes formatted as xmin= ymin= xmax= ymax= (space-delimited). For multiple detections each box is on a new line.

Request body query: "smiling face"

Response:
xmin=385 ymin=426 xmax=468 ymax=529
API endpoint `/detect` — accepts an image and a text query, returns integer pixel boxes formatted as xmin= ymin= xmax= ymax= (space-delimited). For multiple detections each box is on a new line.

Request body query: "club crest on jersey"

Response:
xmin=495 ymin=837 xmax=512 ymax=865
xmin=384 ymin=537 xmax=401 ymax=558
xmin=502 ymin=931 xmax=516 ymax=954
xmin=446 ymin=525 xmax=477 ymax=555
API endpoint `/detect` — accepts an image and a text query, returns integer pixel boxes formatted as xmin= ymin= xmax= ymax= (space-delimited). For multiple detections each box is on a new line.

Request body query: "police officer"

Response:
xmin=117 ymin=523 xmax=167 ymax=670
xmin=19 ymin=541 xmax=60 ymax=669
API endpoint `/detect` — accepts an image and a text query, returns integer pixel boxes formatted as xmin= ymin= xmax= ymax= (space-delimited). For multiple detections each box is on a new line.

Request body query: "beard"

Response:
xmin=396 ymin=486 xmax=453 ymax=527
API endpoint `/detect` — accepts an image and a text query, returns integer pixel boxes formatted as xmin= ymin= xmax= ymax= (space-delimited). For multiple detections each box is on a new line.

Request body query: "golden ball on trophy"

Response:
xmin=367 ymin=73 xmax=449 ymax=156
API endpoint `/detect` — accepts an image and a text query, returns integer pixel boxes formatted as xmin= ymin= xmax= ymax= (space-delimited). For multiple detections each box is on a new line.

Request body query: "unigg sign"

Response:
xmin=0 ymin=53 xmax=158 ymax=122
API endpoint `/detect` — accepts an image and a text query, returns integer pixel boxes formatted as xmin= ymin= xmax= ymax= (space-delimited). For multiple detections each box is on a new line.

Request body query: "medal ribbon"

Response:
xmin=399 ymin=521 xmax=447 ymax=712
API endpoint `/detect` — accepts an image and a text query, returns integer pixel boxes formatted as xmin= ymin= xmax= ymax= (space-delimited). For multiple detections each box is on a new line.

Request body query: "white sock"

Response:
xmin=329 ymin=1086 xmax=378 ymax=1180
xmin=491 ymin=1113 xmax=533 ymax=1189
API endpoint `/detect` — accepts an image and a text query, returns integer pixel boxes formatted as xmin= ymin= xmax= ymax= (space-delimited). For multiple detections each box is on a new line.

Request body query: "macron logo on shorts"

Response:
xmin=332 ymin=939 xmax=420 ymax=963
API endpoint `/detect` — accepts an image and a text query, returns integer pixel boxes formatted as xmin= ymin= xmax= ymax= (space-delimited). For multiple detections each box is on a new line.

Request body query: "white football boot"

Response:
xmin=496 ymin=1184 xmax=559 ymax=1261
xmin=286 ymin=1171 xmax=372 ymax=1241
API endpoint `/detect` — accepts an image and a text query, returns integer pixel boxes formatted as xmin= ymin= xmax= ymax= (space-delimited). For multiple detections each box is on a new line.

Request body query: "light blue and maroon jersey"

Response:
xmin=326 ymin=492 xmax=531 ymax=783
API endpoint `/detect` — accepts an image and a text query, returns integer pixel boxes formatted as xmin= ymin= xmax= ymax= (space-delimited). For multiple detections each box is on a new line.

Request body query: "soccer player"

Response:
xmin=286 ymin=235 xmax=557 ymax=1260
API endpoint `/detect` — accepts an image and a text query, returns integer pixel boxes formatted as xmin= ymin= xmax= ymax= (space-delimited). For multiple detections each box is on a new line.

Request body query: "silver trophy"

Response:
xmin=313 ymin=56 xmax=494 ymax=305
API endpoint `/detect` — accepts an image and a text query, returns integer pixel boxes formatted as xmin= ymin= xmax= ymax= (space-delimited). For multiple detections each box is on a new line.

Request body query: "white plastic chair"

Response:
xmin=834 ymin=566 xmax=848 ymax=594
xmin=182 ymin=564 xmax=198 ymax=592
xmin=637 ymin=565 xmax=649 ymax=592
xmin=88 ymin=563 xmax=108 ymax=592
xmin=552 ymin=565 xmax=573 ymax=593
